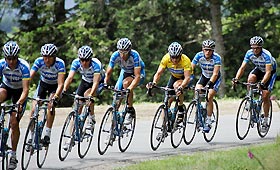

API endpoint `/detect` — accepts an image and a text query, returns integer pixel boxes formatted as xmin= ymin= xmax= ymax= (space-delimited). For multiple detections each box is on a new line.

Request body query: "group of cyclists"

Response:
xmin=0 ymin=35 xmax=276 ymax=169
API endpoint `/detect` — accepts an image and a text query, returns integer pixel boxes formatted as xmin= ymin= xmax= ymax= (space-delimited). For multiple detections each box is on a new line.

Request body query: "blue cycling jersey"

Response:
xmin=192 ymin=51 xmax=222 ymax=78
xmin=0 ymin=58 xmax=30 ymax=89
xmin=108 ymin=49 xmax=145 ymax=73
xmin=31 ymin=57 xmax=66 ymax=84
xmin=70 ymin=58 xmax=105 ymax=83
xmin=244 ymin=48 xmax=277 ymax=72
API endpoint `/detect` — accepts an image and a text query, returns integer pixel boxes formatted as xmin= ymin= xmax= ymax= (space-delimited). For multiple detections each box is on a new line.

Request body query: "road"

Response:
xmin=15 ymin=101 xmax=280 ymax=169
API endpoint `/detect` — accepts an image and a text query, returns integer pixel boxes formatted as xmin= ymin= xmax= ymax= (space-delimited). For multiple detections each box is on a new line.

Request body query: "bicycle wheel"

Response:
xmin=98 ymin=107 xmax=114 ymax=155
xmin=203 ymin=99 xmax=219 ymax=142
xmin=257 ymin=100 xmax=272 ymax=138
xmin=118 ymin=111 xmax=136 ymax=152
xmin=236 ymin=97 xmax=251 ymax=140
xmin=78 ymin=108 xmax=94 ymax=158
xmin=183 ymin=101 xmax=197 ymax=145
xmin=0 ymin=129 xmax=7 ymax=170
xmin=21 ymin=119 xmax=36 ymax=170
xmin=171 ymin=104 xmax=186 ymax=148
xmin=37 ymin=117 xmax=48 ymax=168
xmin=150 ymin=104 xmax=166 ymax=151
xmin=58 ymin=111 xmax=75 ymax=161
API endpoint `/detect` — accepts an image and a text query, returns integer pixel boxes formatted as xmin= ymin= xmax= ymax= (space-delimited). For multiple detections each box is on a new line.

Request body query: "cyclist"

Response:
xmin=192 ymin=39 xmax=222 ymax=133
xmin=232 ymin=36 xmax=277 ymax=132
xmin=104 ymin=38 xmax=145 ymax=125
xmin=146 ymin=42 xmax=192 ymax=125
xmin=63 ymin=45 xmax=104 ymax=134
xmin=30 ymin=43 xmax=65 ymax=146
xmin=0 ymin=41 xmax=30 ymax=169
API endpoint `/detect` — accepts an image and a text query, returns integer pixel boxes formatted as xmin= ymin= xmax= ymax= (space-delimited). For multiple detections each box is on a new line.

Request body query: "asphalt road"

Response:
xmin=13 ymin=101 xmax=280 ymax=170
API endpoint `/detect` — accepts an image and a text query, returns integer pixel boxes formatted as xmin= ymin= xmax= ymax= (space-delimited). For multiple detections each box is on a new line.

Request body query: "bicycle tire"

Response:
xmin=1 ymin=128 xmax=8 ymax=170
xmin=58 ymin=111 xmax=75 ymax=161
xmin=98 ymin=107 xmax=114 ymax=155
xmin=78 ymin=106 xmax=94 ymax=158
xmin=236 ymin=97 xmax=251 ymax=140
xmin=21 ymin=119 xmax=35 ymax=170
xmin=37 ymin=110 xmax=49 ymax=168
xmin=150 ymin=104 xmax=166 ymax=151
xmin=257 ymin=100 xmax=272 ymax=138
xmin=118 ymin=111 xmax=136 ymax=152
xmin=171 ymin=104 xmax=186 ymax=148
xmin=183 ymin=101 xmax=197 ymax=145
xmin=203 ymin=99 xmax=219 ymax=142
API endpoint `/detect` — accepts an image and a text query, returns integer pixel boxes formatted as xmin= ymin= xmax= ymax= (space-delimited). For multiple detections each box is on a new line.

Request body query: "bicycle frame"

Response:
xmin=110 ymin=87 xmax=129 ymax=139
xmin=194 ymin=88 xmax=208 ymax=130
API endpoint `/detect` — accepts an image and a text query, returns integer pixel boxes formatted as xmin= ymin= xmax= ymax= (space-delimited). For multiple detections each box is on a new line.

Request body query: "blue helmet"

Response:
xmin=3 ymin=41 xmax=20 ymax=57
xmin=78 ymin=45 xmax=93 ymax=59
xmin=168 ymin=42 xmax=182 ymax=57
xmin=41 ymin=43 xmax=57 ymax=56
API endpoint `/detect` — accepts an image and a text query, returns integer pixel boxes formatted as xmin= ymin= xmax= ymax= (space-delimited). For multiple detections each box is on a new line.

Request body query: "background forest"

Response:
xmin=0 ymin=0 xmax=279 ymax=106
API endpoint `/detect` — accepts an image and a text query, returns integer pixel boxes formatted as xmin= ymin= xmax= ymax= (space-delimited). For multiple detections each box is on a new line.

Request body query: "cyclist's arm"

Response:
xmin=181 ymin=70 xmax=191 ymax=89
xmin=90 ymin=73 xmax=101 ymax=96
xmin=209 ymin=65 xmax=220 ymax=83
xmin=104 ymin=66 xmax=113 ymax=84
xmin=55 ymin=73 xmax=65 ymax=97
xmin=63 ymin=70 xmax=75 ymax=92
xmin=128 ymin=67 xmax=141 ymax=90
xmin=152 ymin=66 xmax=165 ymax=84
xmin=234 ymin=61 xmax=247 ymax=80
xmin=262 ymin=64 xmax=272 ymax=84
xmin=191 ymin=63 xmax=196 ymax=72
xmin=18 ymin=79 xmax=29 ymax=105
xmin=30 ymin=70 xmax=37 ymax=80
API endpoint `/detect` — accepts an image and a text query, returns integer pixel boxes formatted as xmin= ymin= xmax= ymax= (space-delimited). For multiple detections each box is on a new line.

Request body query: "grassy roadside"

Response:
xmin=118 ymin=136 xmax=280 ymax=170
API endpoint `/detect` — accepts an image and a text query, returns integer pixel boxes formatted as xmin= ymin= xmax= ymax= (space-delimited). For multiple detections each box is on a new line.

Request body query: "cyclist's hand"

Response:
xmin=126 ymin=88 xmax=131 ymax=94
xmin=258 ymin=82 xmax=266 ymax=90
xmin=176 ymin=86 xmax=183 ymax=96
xmin=103 ymin=83 xmax=109 ymax=89
xmin=51 ymin=95 xmax=59 ymax=107
xmin=146 ymin=82 xmax=155 ymax=89
xmin=205 ymin=81 xmax=214 ymax=89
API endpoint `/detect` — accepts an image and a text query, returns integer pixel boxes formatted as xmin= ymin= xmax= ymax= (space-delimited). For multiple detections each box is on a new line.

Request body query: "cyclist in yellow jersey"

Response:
xmin=147 ymin=42 xmax=193 ymax=122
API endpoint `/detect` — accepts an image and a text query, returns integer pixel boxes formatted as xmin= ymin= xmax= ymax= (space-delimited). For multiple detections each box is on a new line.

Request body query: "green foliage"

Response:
xmin=0 ymin=0 xmax=279 ymax=105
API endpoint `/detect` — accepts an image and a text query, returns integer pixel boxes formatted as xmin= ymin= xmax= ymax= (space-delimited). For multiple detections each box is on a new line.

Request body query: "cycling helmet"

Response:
xmin=250 ymin=36 xmax=264 ymax=46
xmin=117 ymin=38 xmax=132 ymax=51
xmin=168 ymin=42 xmax=183 ymax=58
xmin=3 ymin=41 xmax=20 ymax=57
xmin=78 ymin=45 xmax=93 ymax=59
xmin=41 ymin=43 xmax=57 ymax=56
xmin=202 ymin=39 xmax=215 ymax=50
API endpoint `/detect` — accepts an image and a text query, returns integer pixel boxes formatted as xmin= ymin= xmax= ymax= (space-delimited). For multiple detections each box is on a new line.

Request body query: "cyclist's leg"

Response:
xmin=10 ymin=88 xmax=24 ymax=169
xmin=166 ymin=75 xmax=177 ymax=107
xmin=209 ymin=76 xmax=221 ymax=117
xmin=262 ymin=70 xmax=276 ymax=123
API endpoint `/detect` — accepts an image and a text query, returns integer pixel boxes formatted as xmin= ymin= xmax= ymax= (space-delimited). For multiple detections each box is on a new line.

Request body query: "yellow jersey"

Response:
xmin=159 ymin=53 xmax=192 ymax=79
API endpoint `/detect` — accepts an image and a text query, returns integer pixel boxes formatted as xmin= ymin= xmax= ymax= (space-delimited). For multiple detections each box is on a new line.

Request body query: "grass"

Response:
xmin=117 ymin=136 xmax=280 ymax=170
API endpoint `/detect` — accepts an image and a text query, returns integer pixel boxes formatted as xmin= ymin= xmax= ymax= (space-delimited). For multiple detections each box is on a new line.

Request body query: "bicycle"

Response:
xmin=97 ymin=86 xmax=136 ymax=155
xmin=147 ymin=84 xmax=186 ymax=151
xmin=21 ymin=97 xmax=52 ymax=170
xmin=233 ymin=81 xmax=272 ymax=140
xmin=0 ymin=103 xmax=19 ymax=170
xmin=58 ymin=93 xmax=94 ymax=161
xmin=184 ymin=87 xmax=219 ymax=144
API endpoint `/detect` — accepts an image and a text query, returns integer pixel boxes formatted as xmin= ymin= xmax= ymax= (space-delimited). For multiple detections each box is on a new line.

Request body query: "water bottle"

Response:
xmin=201 ymin=102 xmax=207 ymax=117
xmin=3 ymin=127 xmax=9 ymax=144
xmin=118 ymin=111 xmax=123 ymax=123
xmin=170 ymin=108 xmax=175 ymax=121
xmin=37 ymin=121 xmax=43 ymax=136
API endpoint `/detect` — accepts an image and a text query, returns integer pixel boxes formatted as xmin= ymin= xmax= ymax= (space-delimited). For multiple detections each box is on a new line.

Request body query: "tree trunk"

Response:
xmin=209 ymin=0 xmax=226 ymax=97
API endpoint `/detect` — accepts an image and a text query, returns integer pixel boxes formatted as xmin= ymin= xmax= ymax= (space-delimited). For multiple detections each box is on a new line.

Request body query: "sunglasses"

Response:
xmin=170 ymin=55 xmax=180 ymax=59
xmin=80 ymin=58 xmax=90 ymax=62
xmin=251 ymin=47 xmax=261 ymax=50
xmin=118 ymin=50 xmax=129 ymax=54
xmin=6 ymin=56 xmax=17 ymax=60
